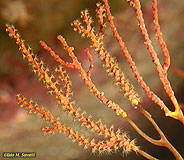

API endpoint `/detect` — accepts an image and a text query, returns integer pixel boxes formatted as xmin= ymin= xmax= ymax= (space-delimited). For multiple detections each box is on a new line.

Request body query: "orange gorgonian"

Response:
xmin=6 ymin=0 xmax=183 ymax=159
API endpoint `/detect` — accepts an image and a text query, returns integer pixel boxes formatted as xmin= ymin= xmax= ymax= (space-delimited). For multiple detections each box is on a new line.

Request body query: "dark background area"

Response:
xmin=0 ymin=0 xmax=184 ymax=160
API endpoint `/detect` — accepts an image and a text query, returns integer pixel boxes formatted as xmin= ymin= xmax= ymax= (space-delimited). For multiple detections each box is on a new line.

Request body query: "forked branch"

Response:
xmin=5 ymin=0 xmax=183 ymax=159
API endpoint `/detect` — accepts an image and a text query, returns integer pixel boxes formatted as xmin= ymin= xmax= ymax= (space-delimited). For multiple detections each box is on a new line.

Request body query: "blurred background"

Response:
xmin=0 ymin=0 xmax=184 ymax=159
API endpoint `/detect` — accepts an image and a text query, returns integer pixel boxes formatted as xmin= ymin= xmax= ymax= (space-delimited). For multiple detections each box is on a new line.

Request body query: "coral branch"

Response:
xmin=6 ymin=24 xmax=143 ymax=156
xmin=40 ymin=40 xmax=75 ymax=68
xmin=84 ymin=48 xmax=94 ymax=78
xmin=152 ymin=0 xmax=170 ymax=72
xmin=5 ymin=0 xmax=184 ymax=159
xmin=102 ymin=0 xmax=169 ymax=113
xmin=102 ymin=0 xmax=184 ymax=124
xmin=16 ymin=94 xmax=136 ymax=154
xmin=131 ymin=0 xmax=184 ymax=123
xmin=73 ymin=8 xmax=141 ymax=106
